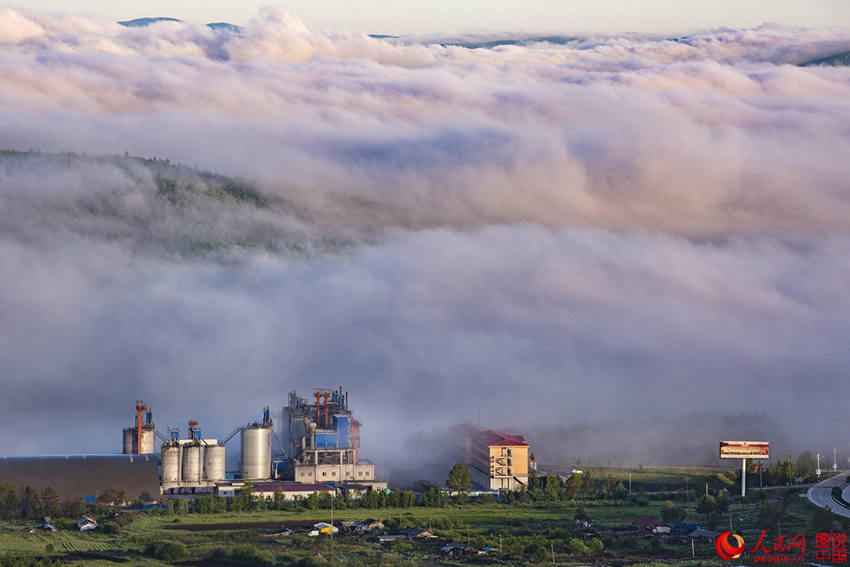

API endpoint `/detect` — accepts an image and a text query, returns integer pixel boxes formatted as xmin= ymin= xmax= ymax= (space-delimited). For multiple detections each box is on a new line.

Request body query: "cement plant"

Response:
xmin=0 ymin=388 xmax=390 ymax=506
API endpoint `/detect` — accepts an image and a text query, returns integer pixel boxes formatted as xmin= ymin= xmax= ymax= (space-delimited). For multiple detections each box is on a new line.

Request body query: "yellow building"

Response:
xmin=452 ymin=424 xmax=530 ymax=491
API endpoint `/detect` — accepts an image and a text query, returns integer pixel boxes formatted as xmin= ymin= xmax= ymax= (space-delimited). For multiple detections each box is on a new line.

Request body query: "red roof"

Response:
xmin=453 ymin=424 xmax=529 ymax=447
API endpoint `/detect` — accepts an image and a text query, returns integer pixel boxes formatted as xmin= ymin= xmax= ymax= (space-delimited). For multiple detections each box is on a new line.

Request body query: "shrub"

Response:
xmin=568 ymin=537 xmax=589 ymax=556
xmin=231 ymin=544 xmax=274 ymax=565
xmin=100 ymin=522 xmax=119 ymax=535
xmin=144 ymin=540 xmax=189 ymax=562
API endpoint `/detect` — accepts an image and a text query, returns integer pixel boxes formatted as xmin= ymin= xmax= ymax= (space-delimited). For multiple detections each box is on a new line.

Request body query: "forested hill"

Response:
xmin=0 ymin=150 xmax=377 ymax=258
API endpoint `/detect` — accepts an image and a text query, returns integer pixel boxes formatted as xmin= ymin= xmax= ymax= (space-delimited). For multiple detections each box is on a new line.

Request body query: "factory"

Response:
xmin=451 ymin=424 xmax=532 ymax=491
xmin=283 ymin=388 xmax=387 ymax=493
xmin=0 ymin=388 xmax=383 ymax=504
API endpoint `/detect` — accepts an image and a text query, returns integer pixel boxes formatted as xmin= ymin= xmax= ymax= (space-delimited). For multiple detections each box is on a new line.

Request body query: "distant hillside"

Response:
xmin=0 ymin=150 xmax=383 ymax=258
xmin=800 ymin=50 xmax=850 ymax=67
xmin=117 ymin=17 xmax=181 ymax=27
xmin=117 ymin=17 xmax=243 ymax=33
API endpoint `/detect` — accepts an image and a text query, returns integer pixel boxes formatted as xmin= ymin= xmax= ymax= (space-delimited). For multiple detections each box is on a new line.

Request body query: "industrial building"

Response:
xmin=282 ymin=388 xmax=386 ymax=492
xmin=0 ymin=391 xmax=383 ymax=504
xmin=0 ymin=454 xmax=159 ymax=503
xmin=451 ymin=424 xmax=531 ymax=491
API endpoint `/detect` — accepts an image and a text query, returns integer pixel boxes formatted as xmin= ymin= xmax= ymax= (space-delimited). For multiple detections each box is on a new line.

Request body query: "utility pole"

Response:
xmin=817 ymin=453 xmax=823 ymax=479
xmin=834 ymin=448 xmax=838 ymax=472
xmin=685 ymin=476 xmax=689 ymax=502
xmin=551 ymin=543 xmax=555 ymax=564
xmin=629 ymin=472 xmax=632 ymax=496
xmin=499 ymin=534 xmax=502 ymax=556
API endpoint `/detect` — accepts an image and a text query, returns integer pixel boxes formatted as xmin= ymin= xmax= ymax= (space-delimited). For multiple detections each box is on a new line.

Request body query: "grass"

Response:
xmin=0 ymin=481 xmax=837 ymax=566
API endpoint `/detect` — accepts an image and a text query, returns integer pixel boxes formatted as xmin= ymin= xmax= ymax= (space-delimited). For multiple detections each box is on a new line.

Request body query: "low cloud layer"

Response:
xmin=1 ymin=8 xmax=849 ymax=466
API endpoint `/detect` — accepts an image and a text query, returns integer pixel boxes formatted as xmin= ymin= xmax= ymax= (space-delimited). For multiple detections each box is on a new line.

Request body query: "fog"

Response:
xmin=1 ymin=8 xmax=849 ymax=471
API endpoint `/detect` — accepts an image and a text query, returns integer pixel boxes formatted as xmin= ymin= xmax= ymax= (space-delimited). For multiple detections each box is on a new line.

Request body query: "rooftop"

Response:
xmin=452 ymin=424 xmax=529 ymax=447
xmin=252 ymin=482 xmax=335 ymax=493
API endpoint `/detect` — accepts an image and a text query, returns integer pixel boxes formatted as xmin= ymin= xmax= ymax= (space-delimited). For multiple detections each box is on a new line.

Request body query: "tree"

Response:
xmin=69 ymin=498 xmax=86 ymax=519
xmin=21 ymin=485 xmax=40 ymax=520
xmin=796 ymin=452 xmax=817 ymax=480
xmin=660 ymin=500 xmax=685 ymax=523
xmin=757 ymin=501 xmax=784 ymax=533
xmin=613 ymin=481 xmax=628 ymax=500
xmin=0 ymin=481 xmax=18 ymax=519
xmin=696 ymin=494 xmax=718 ymax=517
xmin=527 ymin=468 xmax=539 ymax=491
xmin=447 ymin=463 xmax=471 ymax=493
xmin=421 ymin=486 xmax=443 ymax=507
xmin=545 ymin=473 xmax=562 ymax=500
xmin=564 ymin=473 xmax=582 ymax=499
xmin=39 ymin=487 xmax=60 ymax=518
xmin=273 ymin=487 xmax=285 ymax=510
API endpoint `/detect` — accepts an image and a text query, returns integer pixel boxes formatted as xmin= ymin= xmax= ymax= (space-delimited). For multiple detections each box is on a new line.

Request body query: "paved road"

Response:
xmin=807 ymin=471 xmax=850 ymax=518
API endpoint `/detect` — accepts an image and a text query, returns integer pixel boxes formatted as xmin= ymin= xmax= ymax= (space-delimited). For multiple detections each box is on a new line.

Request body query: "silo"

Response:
xmin=182 ymin=444 xmax=202 ymax=483
xmin=161 ymin=444 xmax=181 ymax=484
xmin=241 ymin=426 xmax=271 ymax=480
xmin=140 ymin=428 xmax=156 ymax=454
xmin=122 ymin=428 xmax=134 ymax=454
xmin=203 ymin=444 xmax=226 ymax=482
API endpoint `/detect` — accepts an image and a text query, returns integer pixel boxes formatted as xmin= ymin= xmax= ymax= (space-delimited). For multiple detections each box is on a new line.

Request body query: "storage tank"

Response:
xmin=140 ymin=427 xmax=156 ymax=454
xmin=203 ymin=444 xmax=226 ymax=482
xmin=122 ymin=428 xmax=134 ymax=455
xmin=122 ymin=427 xmax=156 ymax=454
xmin=182 ymin=444 xmax=202 ymax=483
xmin=241 ymin=426 xmax=271 ymax=480
xmin=161 ymin=444 xmax=181 ymax=484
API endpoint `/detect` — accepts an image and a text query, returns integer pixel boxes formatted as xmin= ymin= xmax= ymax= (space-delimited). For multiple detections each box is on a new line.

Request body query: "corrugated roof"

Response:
xmin=252 ymin=482 xmax=335 ymax=492
xmin=0 ymin=455 xmax=160 ymax=501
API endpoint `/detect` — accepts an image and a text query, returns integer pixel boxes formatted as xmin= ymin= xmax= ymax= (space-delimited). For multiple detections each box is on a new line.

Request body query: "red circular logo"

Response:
xmin=716 ymin=531 xmax=745 ymax=560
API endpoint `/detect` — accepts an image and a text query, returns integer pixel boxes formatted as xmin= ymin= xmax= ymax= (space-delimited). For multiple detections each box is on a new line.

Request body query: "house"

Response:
xmin=440 ymin=542 xmax=477 ymax=557
xmin=670 ymin=522 xmax=700 ymax=535
xmin=377 ymin=534 xmax=407 ymax=543
xmin=308 ymin=522 xmax=338 ymax=536
xmin=632 ymin=517 xmax=663 ymax=532
xmin=352 ymin=519 xmax=384 ymax=534
xmin=688 ymin=528 xmax=722 ymax=540
xmin=451 ymin=424 xmax=531 ymax=491
xmin=77 ymin=516 xmax=97 ymax=531
xmin=401 ymin=527 xmax=438 ymax=540
xmin=612 ymin=526 xmax=641 ymax=536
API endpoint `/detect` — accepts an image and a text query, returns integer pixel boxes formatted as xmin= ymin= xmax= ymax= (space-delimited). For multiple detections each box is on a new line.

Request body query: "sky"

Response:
xmin=1 ymin=6 xmax=850 ymax=471
xmin=9 ymin=0 xmax=850 ymax=34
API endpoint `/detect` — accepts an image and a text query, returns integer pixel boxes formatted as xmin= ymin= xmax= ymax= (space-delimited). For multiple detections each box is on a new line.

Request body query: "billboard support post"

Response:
xmin=720 ymin=441 xmax=769 ymax=499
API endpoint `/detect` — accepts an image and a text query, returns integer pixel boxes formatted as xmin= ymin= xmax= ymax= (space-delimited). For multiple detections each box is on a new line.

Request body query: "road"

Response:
xmin=806 ymin=471 xmax=850 ymax=518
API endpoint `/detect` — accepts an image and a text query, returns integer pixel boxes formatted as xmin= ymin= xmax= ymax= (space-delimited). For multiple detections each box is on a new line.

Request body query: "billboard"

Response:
xmin=720 ymin=441 xmax=769 ymax=459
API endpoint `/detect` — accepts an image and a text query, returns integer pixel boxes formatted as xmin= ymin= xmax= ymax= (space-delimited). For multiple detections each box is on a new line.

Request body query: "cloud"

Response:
xmin=1 ymin=8 xmax=849 ymax=464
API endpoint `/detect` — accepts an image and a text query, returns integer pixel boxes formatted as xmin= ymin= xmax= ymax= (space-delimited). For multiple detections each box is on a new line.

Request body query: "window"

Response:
xmin=322 ymin=472 xmax=327 ymax=477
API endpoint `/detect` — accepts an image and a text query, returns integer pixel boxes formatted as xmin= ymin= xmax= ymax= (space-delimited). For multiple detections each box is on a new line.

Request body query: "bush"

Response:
xmin=568 ymin=537 xmax=589 ymax=556
xmin=298 ymin=556 xmax=329 ymax=567
xmin=100 ymin=522 xmax=119 ymax=535
xmin=144 ymin=540 xmax=189 ymax=562
xmin=231 ymin=544 xmax=274 ymax=565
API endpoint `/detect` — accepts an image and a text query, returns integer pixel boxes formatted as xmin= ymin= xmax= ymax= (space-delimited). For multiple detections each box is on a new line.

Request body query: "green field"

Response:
xmin=0 ymin=467 xmax=843 ymax=566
